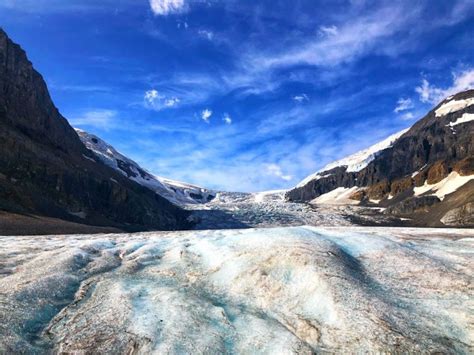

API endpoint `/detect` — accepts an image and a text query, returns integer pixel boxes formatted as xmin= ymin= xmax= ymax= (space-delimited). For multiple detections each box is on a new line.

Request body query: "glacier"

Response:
xmin=1 ymin=226 xmax=473 ymax=353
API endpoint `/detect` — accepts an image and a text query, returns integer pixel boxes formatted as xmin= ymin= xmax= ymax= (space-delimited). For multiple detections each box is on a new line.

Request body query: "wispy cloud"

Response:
xmin=248 ymin=4 xmax=414 ymax=70
xmin=51 ymin=84 xmax=113 ymax=93
xmin=394 ymin=98 xmax=413 ymax=112
xmin=293 ymin=94 xmax=309 ymax=103
xmin=144 ymin=89 xmax=180 ymax=110
xmin=319 ymin=25 xmax=338 ymax=37
xmin=265 ymin=164 xmax=292 ymax=181
xmin=198 ymin=29 xmax=214 ymax=40
xmin=69 ymin=109 xmax=117 ymax=130
xmin=416 ymin=69 xmax=474 ymax=104
xmin=400 ymin=112 xmax=415 ymax=120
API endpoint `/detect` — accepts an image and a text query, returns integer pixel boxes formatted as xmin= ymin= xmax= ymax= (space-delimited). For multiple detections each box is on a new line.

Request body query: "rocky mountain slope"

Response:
xmin=76 ymin=129 xmax=215 ymax=206
xmin=0 ymin=29 xmax=190 ymax=233
xmin=287 ymin=90 xmax=474 ymax=227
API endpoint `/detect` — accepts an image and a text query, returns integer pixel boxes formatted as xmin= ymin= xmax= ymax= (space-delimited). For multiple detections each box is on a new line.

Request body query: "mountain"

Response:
xmin=0 ymin=29 xmax=190 ymax=234
xmin=76 ymin=129 xmax=215 ymax=206
xmin=287 ymin=90 xmax=474 ymax=227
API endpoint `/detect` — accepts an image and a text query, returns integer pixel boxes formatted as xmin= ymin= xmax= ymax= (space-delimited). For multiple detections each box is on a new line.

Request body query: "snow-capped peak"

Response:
xmin=297 ymin=129 xmax=408 ymax=187
xmin=75 ymin=129 xmax=215 ymax=205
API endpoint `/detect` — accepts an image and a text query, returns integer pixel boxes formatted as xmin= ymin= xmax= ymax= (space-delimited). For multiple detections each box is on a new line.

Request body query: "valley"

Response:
xmin=0 ymin=7 xmax=473 ymax=353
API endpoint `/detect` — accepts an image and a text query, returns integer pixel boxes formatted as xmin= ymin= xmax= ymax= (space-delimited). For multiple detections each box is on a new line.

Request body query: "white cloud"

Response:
xmin=69 ymin=109 xmax=117 ymax=129
xmin=394 ymin=98 xmax=413 ymax=112
xmin=265 ymin=164 xmax=292 ymax=181
xmin=164 ymin=97 xmax=180 ymax=107
xmin=145 ymin=89 xmax=160 ymax=102
xmin=198 ymin=30 xmax=214 ymax=40
xmin=149 ymin=0 xmax=186 ymax=16
xmin=144 ymin=89 xmax=180 ymax=110
xmin=201 ymin=109 xmax=212 ymax=123
xmin=415 ymin=79 xmax=443 ymax=104
xmin=293 ymin=94 xmax=309 ymax=103
xmin=416 ymin=69 xmax=474 ymax=104
xmin=223 ymin=114 xmax=232 ymax=125
xmin=400 ymin=112 xmax=415 ymax=120
xmin=319 ymin=25 xmax=338 ymax=37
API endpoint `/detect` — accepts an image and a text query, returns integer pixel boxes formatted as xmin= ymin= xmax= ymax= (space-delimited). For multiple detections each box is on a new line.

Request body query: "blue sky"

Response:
xmin=1 ymin=0 xmax=474 ymax=192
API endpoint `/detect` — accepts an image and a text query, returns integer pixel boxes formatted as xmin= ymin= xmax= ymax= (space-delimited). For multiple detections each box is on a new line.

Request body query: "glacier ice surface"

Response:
xmin=1 ymin=226 xmax=473 ymax=353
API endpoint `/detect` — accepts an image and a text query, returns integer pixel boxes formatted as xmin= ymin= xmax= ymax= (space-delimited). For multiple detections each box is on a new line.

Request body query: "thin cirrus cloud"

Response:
xmin=69 ymin=109 xmax=117 ymax=130
xmin=246 ymin=4 xmax=411 ymax=71
xmin=394 ymin=98 xmax=414 ymax=113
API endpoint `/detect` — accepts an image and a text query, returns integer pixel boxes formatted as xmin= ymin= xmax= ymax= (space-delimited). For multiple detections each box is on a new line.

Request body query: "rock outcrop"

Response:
xmin=0 ymin=29 xmax=190 ymax=233
xmin=440 ymin=202 xmax=474 ymax=226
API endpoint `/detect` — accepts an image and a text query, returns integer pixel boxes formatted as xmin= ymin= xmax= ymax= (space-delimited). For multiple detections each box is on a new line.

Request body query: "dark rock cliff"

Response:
xmin=0 ymin=29 xmax=191 ymax=232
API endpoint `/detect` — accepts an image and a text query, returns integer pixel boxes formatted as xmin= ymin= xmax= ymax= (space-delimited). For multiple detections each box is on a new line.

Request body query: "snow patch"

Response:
xmin=446 ymin=113 xmax=474 ymax=127
xmin=297 ymin=174 xmax=332 ymax=188
xmin=411 ymin=164 xmax=427 ymax=178
xmin=311 ymin=186 xmax=361 ymax=205
xmin=414 ymin=172 xmax=474 ymax=201
xmin=435 ymin=97 xmax=474 ymax=117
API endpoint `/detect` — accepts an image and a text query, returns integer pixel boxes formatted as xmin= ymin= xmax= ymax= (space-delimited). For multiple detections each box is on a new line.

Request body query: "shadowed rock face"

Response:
xmin=0 ymin=29 xmax=190 ymax=232
xmin=286 ymin=90 xmax=474 ymax=226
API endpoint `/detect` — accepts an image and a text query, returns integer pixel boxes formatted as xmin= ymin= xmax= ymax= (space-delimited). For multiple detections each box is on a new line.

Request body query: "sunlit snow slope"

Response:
xmin=1 ymin=227 xmax=472 ymax=353
xmin=76 ymin=129 xmax=215 ymax=205
xmin=297 ymin=129 xmax=408 ymax=187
